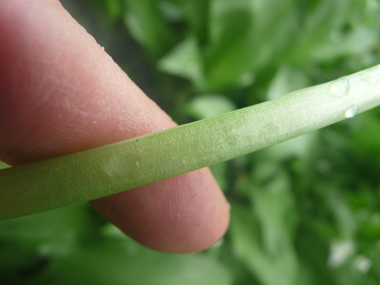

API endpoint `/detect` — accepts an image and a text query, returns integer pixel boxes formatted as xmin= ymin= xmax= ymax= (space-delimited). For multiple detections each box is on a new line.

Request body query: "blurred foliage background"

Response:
xmin=1 ymin=0 xmax=380 ymax=284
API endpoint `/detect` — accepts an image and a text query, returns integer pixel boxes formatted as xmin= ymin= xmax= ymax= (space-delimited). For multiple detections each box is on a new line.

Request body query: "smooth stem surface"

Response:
xmin=1 ymin=64 xmax=380 ymax=221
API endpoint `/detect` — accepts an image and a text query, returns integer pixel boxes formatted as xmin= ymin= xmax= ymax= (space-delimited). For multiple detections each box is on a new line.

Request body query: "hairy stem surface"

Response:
xmin=1 ymin=64 xmax=380 ymax=221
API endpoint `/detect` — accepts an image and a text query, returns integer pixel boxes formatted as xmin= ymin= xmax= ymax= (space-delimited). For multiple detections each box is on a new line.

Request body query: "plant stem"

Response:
xmin=1 ymin=64 xmax=380 ymax=221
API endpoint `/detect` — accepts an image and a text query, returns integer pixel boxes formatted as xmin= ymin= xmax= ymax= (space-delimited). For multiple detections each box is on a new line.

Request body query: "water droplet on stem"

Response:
xmin=329 ymin=78 xmax=350 ymax=97
xmin=345 ymin=105 xmax=358 ymax=118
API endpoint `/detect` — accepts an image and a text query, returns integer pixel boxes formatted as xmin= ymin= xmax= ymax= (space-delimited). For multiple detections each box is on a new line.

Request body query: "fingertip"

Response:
xmin=91 ymin=168 xmax=230 ymax=253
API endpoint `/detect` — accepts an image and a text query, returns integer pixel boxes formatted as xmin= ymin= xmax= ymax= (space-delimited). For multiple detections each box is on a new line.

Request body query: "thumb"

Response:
xmin=0 ymin=0 xmax=230 ymax=253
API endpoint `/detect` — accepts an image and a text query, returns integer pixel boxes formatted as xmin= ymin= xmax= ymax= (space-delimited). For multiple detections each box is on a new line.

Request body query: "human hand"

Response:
xmin=0 ymin=0 xmax=229 ymax=253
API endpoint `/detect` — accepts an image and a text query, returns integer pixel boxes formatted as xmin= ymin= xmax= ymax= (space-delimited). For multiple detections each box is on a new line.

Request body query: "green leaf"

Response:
xmin=181 ymin=0 xmax=210 ymax=42
xmin=250 ymin=163 xmax=298 ymax=253
xmin=205 ymin=0 xmax=257 ymax=89
xmin=184 ymin=94 xmax=237 ymax=120
xmin=267 ymin=66 xmax=310 ymax=100
xmin=33 ymin=239 xmax=233 ymax=285
xmin=349 ymin=111 xmax=380 ymax=165
xmin=205 ymin=0 xmax=296 ymax=89
xmin=209 ymin=162 xmax=229 ymax=191
xmin=291 ymin=0 xmax=356 ymax=62
xmin=325 ymin=191 xmax=356 ymax=240
xmin=259 ymin=133 xmax=318 ymax=162
xmin=310 ymin=26 xmax=379 ymax=61
xmin=158 ymin=36 xmax=205 ymax=88
xmin=230 ymin=203 xmax=299 ymax=285
xmin=124 ymin=0 xmax=174 ymax=56
xmin=0 ymin=203 xmax=89 ymax=256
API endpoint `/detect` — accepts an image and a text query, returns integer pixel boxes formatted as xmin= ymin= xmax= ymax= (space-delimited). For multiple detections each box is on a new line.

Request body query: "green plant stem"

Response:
xmin=1 ymin=64 xmax=380 ymax=221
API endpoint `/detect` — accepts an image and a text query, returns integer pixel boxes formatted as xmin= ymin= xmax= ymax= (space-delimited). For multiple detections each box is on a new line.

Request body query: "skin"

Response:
xmin=0 ymin=0 xmax=230 ymax=253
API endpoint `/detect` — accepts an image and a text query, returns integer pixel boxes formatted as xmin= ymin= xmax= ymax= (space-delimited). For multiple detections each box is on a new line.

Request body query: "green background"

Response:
xmin=1 ymin=0 xmax=380 ymax=284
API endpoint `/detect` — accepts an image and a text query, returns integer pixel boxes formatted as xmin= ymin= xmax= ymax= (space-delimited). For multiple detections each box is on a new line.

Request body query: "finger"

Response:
xmin=0 ymin=0 xmax=229 ymax=253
